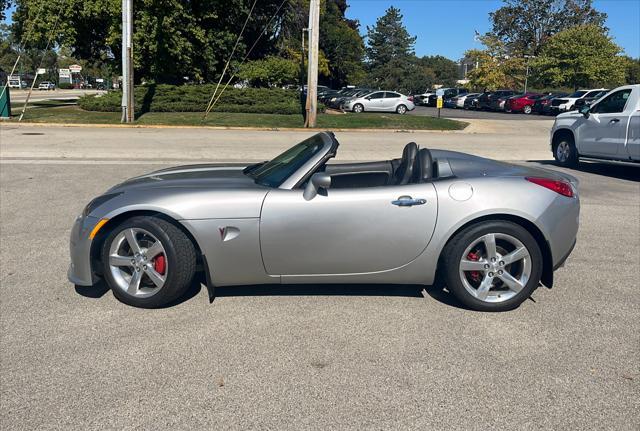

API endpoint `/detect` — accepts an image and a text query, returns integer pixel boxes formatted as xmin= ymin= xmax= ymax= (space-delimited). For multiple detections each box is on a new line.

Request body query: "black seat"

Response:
xmin=394 ymin=142 xmax=418 ymax=185
xmin=414 ymin=148 xmax=434 ymax=182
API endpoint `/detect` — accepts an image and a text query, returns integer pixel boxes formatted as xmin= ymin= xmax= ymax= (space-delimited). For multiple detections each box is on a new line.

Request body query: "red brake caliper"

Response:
xmin=153 ymin=255 xmax=166 ymax=275
xmin=467 ymin=251 xmax=482 ymax=282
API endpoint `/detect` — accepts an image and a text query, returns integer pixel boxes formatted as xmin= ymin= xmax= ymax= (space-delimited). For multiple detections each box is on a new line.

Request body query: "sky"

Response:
xmin=345 ymin=0 xmax=640 ymax=60
xmin=2 ymin=0 xmax=639 ymax=59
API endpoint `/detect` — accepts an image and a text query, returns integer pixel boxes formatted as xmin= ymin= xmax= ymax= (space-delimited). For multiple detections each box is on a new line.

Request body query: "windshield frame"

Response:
xmin=245 ymin=132 xmax=337 ymax=190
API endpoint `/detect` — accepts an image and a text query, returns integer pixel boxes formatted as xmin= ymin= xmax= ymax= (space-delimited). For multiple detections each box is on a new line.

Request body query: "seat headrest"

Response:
xmin=416 ymin=148 xmax=434 ymax=182
xmin=396 ymin=142 xmax=418 ymax=185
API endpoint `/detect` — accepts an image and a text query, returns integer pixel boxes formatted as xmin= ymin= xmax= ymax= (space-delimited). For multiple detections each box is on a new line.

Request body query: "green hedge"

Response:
xmin=58 ymin=83 xmax=75 ymax=89
xmin=78 ymin=84 xmax=305 ymax=115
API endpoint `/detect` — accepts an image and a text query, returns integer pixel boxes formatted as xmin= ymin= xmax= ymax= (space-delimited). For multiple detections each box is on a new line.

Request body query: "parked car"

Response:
xmin=70 ymin=132 xmax=580 ymax=311
xmin=464 ymin=93 xmax=486 ymax=110
xmin=548 ymin=89 xmax=608 ymax=114
xmin=573 ymin=89 xmax=609 ymax=110
xmin=335 ymin=88 xmax=373 ymax=110
xmin=551 ymin=85 xmax=639 ymax=166
xmin=478 ymin=90 xmax=516 ymax=110
xmin=343 ymin=90 xmax=415 ymax=114
xmin=413 ymin=90 xmax=436 ymax=106
xmin=532 ymin=93 xmax=568 ymax=115
xmin=8 ymin=76 xmax=27 ymax=89
xmin=504 ymin=93 xmax=544 ymax=114
xmin=38 ymin=81 xmax=56 ymax=90
xmin=490 ymin=93 xmax=521 ymax=111
xmin=454 ymin=93 xmax=481 ymax=109
xmin=426 ymin=88 xmax=468 ymax=107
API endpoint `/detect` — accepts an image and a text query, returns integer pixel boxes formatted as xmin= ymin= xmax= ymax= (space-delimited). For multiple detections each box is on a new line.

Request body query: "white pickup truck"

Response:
xmin=550 ymin=84 xmax=640 ymax=166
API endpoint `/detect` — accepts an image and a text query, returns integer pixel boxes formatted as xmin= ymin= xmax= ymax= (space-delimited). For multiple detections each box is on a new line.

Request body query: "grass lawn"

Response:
xmin=8 ymin=105 xmax=467 ymax=130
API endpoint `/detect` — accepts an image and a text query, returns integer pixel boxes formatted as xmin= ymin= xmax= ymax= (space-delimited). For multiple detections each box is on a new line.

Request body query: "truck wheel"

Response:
xmin=553 ymin=136 xmax=579 ymax=167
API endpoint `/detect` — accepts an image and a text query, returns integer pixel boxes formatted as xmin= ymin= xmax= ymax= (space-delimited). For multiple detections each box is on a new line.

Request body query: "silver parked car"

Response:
xmin=342 ymin=91 xmax=415 ymax=114
xmin=70 ymin=132 xmax=579 ymax=311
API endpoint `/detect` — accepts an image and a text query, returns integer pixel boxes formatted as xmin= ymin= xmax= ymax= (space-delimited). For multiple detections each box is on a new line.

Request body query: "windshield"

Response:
xmin=569 ymin=91 xmax=588 ymax=98
xmin=246 ymin=134 xmax=326 ymax=188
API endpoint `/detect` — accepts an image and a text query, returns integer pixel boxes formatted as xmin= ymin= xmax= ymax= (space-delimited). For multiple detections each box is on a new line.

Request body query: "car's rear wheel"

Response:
xmin=442 ymin=221 xmax=543 ymax=312
xmin=396 ymin=104 xmax=407 ymax=114
xmin=523 ymin=105 xmax=532 ymax=114
xmin=352 ymin=103 xmax=364 ymax=113
xmin=101 ymin=216 xmax=196 ymax=308
xmin=553 ymin=136 xmax=578 ymax=167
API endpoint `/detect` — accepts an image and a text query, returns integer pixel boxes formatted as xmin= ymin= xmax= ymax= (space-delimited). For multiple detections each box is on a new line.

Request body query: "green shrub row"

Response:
xmin=58 ymin=82 xmax=75 ymax=90
xmin=78 ymin=85 xmax=305 ymax=115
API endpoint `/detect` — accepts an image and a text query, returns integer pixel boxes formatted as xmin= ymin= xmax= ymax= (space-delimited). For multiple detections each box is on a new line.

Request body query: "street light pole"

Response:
xmin=523 ymin=55 xmax=535 ymax=93
xmin=121 ymin=0 xmax=134 ymax=123
xmin=304 ymin=0 xmax=320 ymax=128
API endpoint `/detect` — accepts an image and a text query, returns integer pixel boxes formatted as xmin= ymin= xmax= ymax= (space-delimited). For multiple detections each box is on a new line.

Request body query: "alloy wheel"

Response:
xmin=556 ymin=141 xmax=570 ymax=163
xmin=108 ymin=228 xmax=168 ymax=298
xmin=458 ymin=233 xmax=532 ymax=303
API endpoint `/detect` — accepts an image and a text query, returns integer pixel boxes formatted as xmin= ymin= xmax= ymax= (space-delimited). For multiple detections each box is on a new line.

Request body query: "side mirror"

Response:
xmin=579 ymin=104 xmax=590 ymax=118
xmin=303 ymin=172 xmax=331 ymax=201
xmin=365 ymin=96 xmax=371 ymax=100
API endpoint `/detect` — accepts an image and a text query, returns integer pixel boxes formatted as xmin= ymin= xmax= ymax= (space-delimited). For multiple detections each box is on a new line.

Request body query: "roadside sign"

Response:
xmin=436 ymin=89 xmax=445 ymax=97
xmin=96 ymin=78 xmax=104 ymax=83
xmin=59 ymin=69 xmax=71 ymax=78
xmin=36 ymin=68 xmax=46 ymax=75
xmin=436 ymin=96 xmax=443 ymax=109
xmin=69 ymin=64 xmax=82 ymax=73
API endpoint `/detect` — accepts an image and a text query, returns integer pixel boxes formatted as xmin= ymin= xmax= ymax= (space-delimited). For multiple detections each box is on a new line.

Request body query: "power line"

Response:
xmin=203 ymin=0 xmax=290 ymax=118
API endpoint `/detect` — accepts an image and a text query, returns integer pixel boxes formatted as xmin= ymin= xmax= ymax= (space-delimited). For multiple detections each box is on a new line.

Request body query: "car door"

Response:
xmin=578 ymin=89 xmax=632 ymax=157
xmin=363 ymin=92 xmax=385 ymax=111
xmin=382 ymin=92 xmax=401 ymax=111
xmin=260 ymin=183 xmax=438 ymax=275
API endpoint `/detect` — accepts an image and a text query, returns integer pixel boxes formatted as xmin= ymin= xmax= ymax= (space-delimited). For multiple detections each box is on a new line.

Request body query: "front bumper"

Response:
xmin=68 ymin=215 xmax=100 ymax=286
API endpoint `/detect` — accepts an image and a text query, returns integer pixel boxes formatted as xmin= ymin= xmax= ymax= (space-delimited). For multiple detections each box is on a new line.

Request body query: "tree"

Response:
xmin=464 ymin=35 xmax=525 ymax=90
xmin=623 ymin=56 xmax=640 ymax=85
xmin=9 ymin=0 xmax=290 ymax=84
xmin=488 ymin=0 xmax=607 ymax=55
xmin=532 ymin=24 xmax=625 ymax=89
xmin=319 ymin=0 xmax=365 ymax=87
xmin=365 ymin=6 xmax=419 ymax=92
xmin=419 ymin=55 xmax=459 ymax=86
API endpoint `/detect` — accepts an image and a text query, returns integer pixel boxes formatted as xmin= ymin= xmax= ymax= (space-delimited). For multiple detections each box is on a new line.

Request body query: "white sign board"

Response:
xmin=436 ymin=89 xmax=445 ymax=97
xmin=69 ymin=64 xmax=82 ymax=73
xmin=96 ymin=78 xmax=104 ymax=83
xmin=36 ymin=68 xmax=46 ymax=75
xmin=59 ymin=69 xmax=71 ymax=78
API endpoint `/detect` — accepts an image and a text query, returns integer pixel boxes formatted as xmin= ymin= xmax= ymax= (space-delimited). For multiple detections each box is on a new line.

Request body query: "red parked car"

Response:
xmin=504 ymin=93 xmax=543 ymax=114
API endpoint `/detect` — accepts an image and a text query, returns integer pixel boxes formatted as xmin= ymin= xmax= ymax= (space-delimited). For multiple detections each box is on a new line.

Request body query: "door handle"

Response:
xmin=391 ymin=196 xmax=427 ymax=207
xmin=609 ymin=118 xmax=620 ymax=124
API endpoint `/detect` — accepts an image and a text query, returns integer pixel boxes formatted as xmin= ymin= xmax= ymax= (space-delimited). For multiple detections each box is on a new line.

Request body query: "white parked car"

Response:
xmin=342 ymin=91 xmax=415 ymax=114
xmin=548 ymin=88 xmax=608 ymax=114
xmin=550 ymin=84 xmax=640 ymax=166
xmin=38 ymin=81 xmax=56 ymax=91
xmin=455 ymin=93 xmax=481 ymax=109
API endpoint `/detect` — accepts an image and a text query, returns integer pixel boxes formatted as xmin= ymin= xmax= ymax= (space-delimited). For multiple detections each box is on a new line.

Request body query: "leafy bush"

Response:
xmin=58 ymin=83 xmax=75 ymax=89
xmin=78 ymin=85 xmax=304 ymax=115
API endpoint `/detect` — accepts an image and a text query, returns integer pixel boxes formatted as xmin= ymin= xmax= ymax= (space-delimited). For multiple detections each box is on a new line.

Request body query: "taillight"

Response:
xmin=526 ymin=177 xmax=574 ymax=197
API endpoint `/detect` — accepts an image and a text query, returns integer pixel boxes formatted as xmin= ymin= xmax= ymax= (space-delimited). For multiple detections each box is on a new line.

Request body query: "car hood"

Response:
xmin=556 ymin=111 xmax=581 ymax=120
xmin=107 ymin=164 xmax=263 ymax=193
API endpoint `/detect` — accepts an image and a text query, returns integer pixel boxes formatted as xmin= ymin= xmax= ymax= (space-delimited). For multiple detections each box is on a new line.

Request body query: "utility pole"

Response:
xmin=121 ymin=0 xmax=134 ymax=123
xmin=304 ymin=0 xmax=320 ymax=128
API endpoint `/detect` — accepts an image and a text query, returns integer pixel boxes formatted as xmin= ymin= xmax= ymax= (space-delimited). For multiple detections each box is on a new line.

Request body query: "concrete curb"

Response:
xmin=1 ymin=121 xmax=468 ymax=134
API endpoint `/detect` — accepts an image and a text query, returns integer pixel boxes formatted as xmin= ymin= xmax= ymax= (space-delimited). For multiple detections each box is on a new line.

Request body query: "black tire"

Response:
xmin=352 ymin=103 xmax=364 ymax=113
xmin=441 ymin=221 xmax=543 ymax=312
xmin=553 ymin=135 xmax=579 ymax=167
xmin=101 ymin=216 xmax=196 ymax=308
xmin=523 ymin=105 xmax=532 ymax=114
xmin=396 ymin=104 xmax=407 ymax=114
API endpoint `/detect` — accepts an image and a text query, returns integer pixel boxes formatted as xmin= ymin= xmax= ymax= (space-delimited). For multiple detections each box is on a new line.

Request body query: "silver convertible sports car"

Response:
xmin=69 ymin=132 xmax=579 ymax=311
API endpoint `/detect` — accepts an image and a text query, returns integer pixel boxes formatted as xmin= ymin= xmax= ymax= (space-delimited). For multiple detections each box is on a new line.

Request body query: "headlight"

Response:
xmin=82 ymin=192 xmax=123 ymax=217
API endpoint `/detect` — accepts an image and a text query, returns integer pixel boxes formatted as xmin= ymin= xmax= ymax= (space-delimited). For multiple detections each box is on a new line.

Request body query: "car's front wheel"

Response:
xmin=523 ymin=105 xmax=532 ymax=114
xmin=396 ymin=104 xmax=407 ymax=114
xmin=101 ymin=216 xmax=196 ymax=308
xmin=442 ymin=221 xmax=543 ymax=312
xmin=352 ymin=103 xmax=364 ymax=113
xmin=553 ymin=136 xmax=578 ymax=167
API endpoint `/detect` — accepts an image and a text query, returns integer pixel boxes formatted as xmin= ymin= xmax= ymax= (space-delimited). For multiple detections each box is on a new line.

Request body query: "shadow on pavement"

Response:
xmin=529 ymin=159 xmax=639 ymax=182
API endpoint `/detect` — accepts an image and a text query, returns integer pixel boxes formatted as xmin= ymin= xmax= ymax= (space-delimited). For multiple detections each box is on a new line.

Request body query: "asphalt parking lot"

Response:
xmin=411 ymin=105 xmax=551 ymax=120
xmin=1 ymin=128 xmax=639 ymax=429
